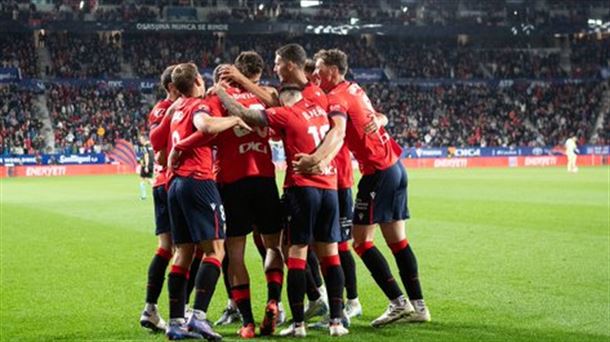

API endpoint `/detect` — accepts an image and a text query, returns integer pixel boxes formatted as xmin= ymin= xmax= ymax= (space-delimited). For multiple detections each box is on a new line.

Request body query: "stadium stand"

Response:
xmin=0 ymin=0 xmax=608 ymax=157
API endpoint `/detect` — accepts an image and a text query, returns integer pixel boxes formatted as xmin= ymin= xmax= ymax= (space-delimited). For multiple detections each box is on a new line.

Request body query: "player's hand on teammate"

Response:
xmin=292 ymin=153 xmax=325 ymax=174
xmin=167 ymin=148 xmax=182 ymax=171
xmin=155 ymin=150 xmax=167 ymax=167
xmin=207 ymin=80 xmax=230 ymax=96
xmin=233 ymin=116 xmax=253 ymax=132
xmin=219 ymin=65 xmax=247 ymax=85
xmin=364 ymin=112 xmax=384 ymax=134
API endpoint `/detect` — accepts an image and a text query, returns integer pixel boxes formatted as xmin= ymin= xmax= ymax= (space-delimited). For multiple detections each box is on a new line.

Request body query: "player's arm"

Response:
xmin=219 ymin=65 xmax=280 ymax=107
xmin=293 ymin=114 xmax=347 ymax=174
xmin=363 ymin=112 xmax=388 ymax=134
xmin=193 ymin=111 xmax=252 ymax=135
xmin=174 ymin=131 xmax=215 ymax=152
xmin=214 ymin=86 xmax=269 ymax=127
xmin=149 ymin=104 xmax=176 ymax=150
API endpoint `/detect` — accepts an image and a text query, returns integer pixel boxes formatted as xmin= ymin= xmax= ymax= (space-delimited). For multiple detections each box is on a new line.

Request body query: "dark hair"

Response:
xmin=235 ymin=51 xmax=264 ymax=79
xmin=160 ymin=65 xmax=176 ymax=92
xmin=171 ymin=63 xmax=199 ymax=95
xmin=313 ymin=49 xmax=348 ymax=75
xmin=275 ymin=43 xmax=307 ymax=68
xmin=304 ymin=58 xmax=316 ymax=74
xmin=279 ymin=83 xmax=302 ymax=94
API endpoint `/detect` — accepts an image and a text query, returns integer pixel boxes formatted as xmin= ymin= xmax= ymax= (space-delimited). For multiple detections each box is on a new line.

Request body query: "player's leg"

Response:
xmin=253 ymin=230 xmax=267 ymax=259
xmin=215 ymin=247 xmax=240 ymax=326
xmin=338 ymin=188 xmax=360 ymax=318
xmin=187 ymin=239 xmax=224 ymax=341
xmin=139 ymin=176 xmax=147 ymax=200
xmin=251 ymin=177 xmax=285 ymax=335
xmin=165 ymin=177 xmax=203 ymax=339
xmin=182 ymin=178 xmax=225 ymax=340
xmin=352 ymin=165 xmax=412 ymax=327
xmin=226 ymin=235 xmax=256 ymax=338
xmin=313 ymin=189 xmax=347 ymax=336
xmin=185 ymin=247 xmax=204 ymax=317
xmin=303 ymin=249 xmax=328 ymax=321
xmin=140 ymin=185 xmax=173 ymax=332
xmin=380 ymin=162 xmax=429 ymax=322
xmin=279 ymin=187 xmax=316 ymax=338
xmin=258 ymin=231 xmax=284 ymax=335
xmin=380 ymin=221 xmax=429 ymax=322
xmin=280 ymin=244 xmax=309 ymax=337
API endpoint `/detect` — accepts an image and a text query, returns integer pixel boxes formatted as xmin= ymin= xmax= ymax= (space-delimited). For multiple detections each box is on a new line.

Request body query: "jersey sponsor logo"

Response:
xmin=238 ymin=141 xmax=269 ymax=154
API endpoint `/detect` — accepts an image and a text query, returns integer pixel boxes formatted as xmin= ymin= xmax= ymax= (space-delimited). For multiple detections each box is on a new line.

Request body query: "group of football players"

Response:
xmin=138 ymin=43 xmax=430 ymax=340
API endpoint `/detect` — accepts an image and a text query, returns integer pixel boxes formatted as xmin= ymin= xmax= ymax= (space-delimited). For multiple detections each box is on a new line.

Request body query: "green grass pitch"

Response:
xmin=1 ymin=167 xmax=608 ymax=341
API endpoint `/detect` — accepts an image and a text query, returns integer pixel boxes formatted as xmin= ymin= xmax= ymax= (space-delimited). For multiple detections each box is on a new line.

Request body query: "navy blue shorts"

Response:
xmin=219 ymin=176 xmax=282 ymax=238
xmin=153 ymin=185 xmax=171 ymax=236
xmin=167 ymin=177 xmax=225 ymax=244
xmin=338 ymin=188 xmax=354 ymax=242
xmin=283 ymin=186 xmax=341 ymax=245
xmin=354 ymin=162 xmax=409 ymax=225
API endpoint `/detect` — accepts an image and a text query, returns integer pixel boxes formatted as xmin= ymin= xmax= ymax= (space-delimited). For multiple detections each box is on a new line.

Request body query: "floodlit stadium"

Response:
xmin=1 ymin=1 xmax=609 ymax=341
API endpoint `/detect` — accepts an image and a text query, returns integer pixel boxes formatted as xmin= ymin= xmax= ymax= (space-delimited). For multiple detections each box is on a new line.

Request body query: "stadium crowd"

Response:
xmin=0 ymin=33 xmax=38 ymax=77
xmin=0 ymin=85 xmax=44 ymax=156
xmin=365 ymin=81 xmax=607 ymax=148
xmin=47 ymin=32 xmax=122 ymax=78
xmin=46 ymin=84 xmax=150 ymax=155
xmin=8 ymin=31 xmax=604 ymax=79
xmin=1 ymin=79 xmax=606 ymax=156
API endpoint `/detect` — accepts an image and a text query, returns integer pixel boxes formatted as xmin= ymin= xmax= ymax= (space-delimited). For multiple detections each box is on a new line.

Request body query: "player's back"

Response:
xmin=208 ymin=86 xmax=275 ymax=184
xmin=303 ymin=82 xmax=328 ymax=110
xmin=328 ymin=81 xmax=399 ymax=175
xmin=265 ymin=98 xmax=336 ymax=190
xmin=169 ymin=97 xmax=215 ymax=181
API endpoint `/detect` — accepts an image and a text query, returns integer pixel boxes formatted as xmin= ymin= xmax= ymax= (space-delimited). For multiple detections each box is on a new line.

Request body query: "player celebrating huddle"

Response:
xmin=160 ymin=63 xmax=251 ymax=341
xmin=214 ymin=83 xmax=349 ymax=337
xmin=296 ymin=49 xmax=431 ymax=327
xmin=139 ymin=65 xmax=180 ymax=332
xmin=207 ymin=51 xmax=286 ymax=338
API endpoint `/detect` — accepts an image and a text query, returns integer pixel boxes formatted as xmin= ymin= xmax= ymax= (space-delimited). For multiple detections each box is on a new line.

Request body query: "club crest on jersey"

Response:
xmin=153 ymin=108 xmax=166 ymax=118
xmin=172 ymin=111 xmax=184 ymax=122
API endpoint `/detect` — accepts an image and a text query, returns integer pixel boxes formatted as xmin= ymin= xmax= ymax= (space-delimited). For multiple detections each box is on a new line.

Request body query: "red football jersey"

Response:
xmin=334 ymin=144 xmax=353 ymax=189
xmin=207 ymin=87 xmax=275 ymax=184
xmin=303 ymin=82 xmax=328 ymax=110
xmin=167 ymin=97 xmax=217 ymax=181
xmin=303 ymin=82 xmax=355 ymax=187
xmin=147 ymin=98 xmax=173 ymax=187
xmin=264 ymin=99 xmax=337 ymax=190
xmin=327 ymin=81 xmax=400 ymax=175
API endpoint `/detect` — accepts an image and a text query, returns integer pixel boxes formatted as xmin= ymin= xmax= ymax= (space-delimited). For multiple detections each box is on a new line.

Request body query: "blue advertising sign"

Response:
xmin=0 ymin=67 xmax=21 ymax=83
xmin=0 ymin=153 xmax=107 ymax=165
